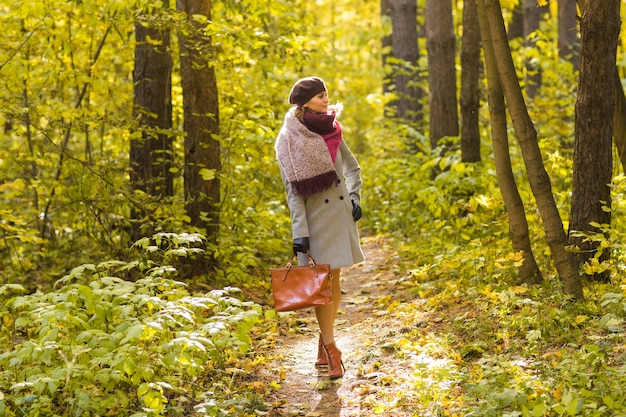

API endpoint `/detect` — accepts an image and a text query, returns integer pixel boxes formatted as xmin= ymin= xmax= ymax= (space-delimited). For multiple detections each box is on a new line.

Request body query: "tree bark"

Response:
xmin=460 ymin=0 xmax=482 ymax=163
xmin=388 ymin=0 xmax=422 ymax=124
xmin=130 ymin=5 xmax=173 ymax=240
xmin=426 ymin=0 xmax=459 ymax=150
xmin=569 ymin=0 xmax=619 ymax=282
xmin=381 ymin=0 xmax=392 ymax=96
xmin=522 ymin=0 xmax=548 ymax=98
xmin=477 ymin=0 xmax=543 ymax=285
xmin=558 ymin=0 xmax=580 ymax=70
xmin=507 ymin=1 xmax=524 ymax=40
xmin=177 ymin=0 xmax=221 ymax=271
xmin=613 ymin=69 xmax=626 ymax=172
xmin=484 ymin=0 xmax=583 ymax=299
xmin=574 ymin=0 xmax=626 ymax=175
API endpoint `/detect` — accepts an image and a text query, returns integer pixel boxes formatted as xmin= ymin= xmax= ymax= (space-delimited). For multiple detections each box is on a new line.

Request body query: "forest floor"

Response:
xmin=256 ymin=236 xmax=433 ymax=417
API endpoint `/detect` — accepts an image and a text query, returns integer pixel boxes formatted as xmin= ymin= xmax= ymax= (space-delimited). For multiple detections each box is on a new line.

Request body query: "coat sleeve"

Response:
xmin=340 ymin=141 xmax=362 ymax=205
xmin=279 ymin=164 xmax=310 ymax=239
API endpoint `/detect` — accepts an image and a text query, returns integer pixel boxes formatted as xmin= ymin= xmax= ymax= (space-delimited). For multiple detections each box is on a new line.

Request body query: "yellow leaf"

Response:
xmin=269 ymin=381 xmax=281 ymax=389
xmin=199 ymin=168 xmax=216 ymax=181
xmin=509 ymin=285 xmax=528 ymax=294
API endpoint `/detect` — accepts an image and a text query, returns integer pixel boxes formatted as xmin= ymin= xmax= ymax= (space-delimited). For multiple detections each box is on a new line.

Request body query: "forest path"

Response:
xmin=263 ymin=236 xmax=422 ymax=417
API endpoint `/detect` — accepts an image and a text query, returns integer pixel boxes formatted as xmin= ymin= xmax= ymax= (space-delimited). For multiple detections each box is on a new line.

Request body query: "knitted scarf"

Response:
xmin=303 ymin=110 xmax=342 ymax=163
xmin=275 ymin=108 xmax=343 ymax=197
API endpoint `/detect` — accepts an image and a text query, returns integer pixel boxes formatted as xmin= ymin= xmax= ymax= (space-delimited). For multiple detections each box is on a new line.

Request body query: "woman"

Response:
xmin=275 ymin=76 xmax=365 ymax=379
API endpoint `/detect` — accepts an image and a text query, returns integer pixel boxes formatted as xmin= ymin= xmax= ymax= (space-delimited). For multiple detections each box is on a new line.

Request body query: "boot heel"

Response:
xmin=315 ymin=334 xmax=328 ymax=367
xmin=324 ymin=342 xmax=344 ymax=379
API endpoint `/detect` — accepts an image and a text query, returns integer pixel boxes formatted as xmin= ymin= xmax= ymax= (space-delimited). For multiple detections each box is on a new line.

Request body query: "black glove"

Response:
xmin=352 ymin=200 xmax=362 ymax=221
xmin=293 ymin=237 xmax=309 ymax=254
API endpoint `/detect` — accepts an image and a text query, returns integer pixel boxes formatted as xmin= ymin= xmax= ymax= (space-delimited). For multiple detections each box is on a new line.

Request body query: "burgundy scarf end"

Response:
xmin=292 ymin=171 xmax=339 ymax=197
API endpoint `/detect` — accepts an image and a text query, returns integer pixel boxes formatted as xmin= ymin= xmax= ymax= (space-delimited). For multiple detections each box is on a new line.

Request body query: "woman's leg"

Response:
xmin=316 ymin=269 xmax=345 ymax=378
xmin=315 ymin=268 xmax=341 ymax=345
xmin=331 ymin=269 xmax=341 ymax=319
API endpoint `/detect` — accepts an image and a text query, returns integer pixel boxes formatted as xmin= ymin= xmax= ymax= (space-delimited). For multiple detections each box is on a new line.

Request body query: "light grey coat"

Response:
xmin=280 ymin=140 xmax=365 ymax=269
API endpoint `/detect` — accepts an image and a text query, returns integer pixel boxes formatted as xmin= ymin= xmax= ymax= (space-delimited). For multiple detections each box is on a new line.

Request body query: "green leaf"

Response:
xmin=199 ymin=168 xmax=216 ymax=180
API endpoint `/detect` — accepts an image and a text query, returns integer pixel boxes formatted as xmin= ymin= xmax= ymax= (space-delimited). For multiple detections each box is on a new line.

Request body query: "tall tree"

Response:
xmin=460 ymin=0 xmax=482 ymax=162
xmin=568 ymin=0 xmax=619 ymax=282
xmin=483 ymin=0 xmax=583 ymax=299
xmin=522 ymin=0 xmax=548 ymax=98
xmin=558 ymin=0 xmax=579 ymax=70
xmin=612 ymin=69 xmax=626 ymax=172
xmin=507 ymin=1 xmax=524 ymax=40
xmin=426 ymin=0 xmax=459 ymax=151
xmin=130 ymin=4 xmax=174 ymax=240
xmin=177 ymin=0 xmax=221 ymax=271
xmin=385 ymin=0 xmax=422 ymax=124
xmin=559 ymin=1 xmax=626 ymax=177
xmin=477 ymin=0 xmax=543 ymax=285
xmin=381 ymin=0 xmax=392 ymax=96
xmin=572 ymin=0 xmax=626 ymax=175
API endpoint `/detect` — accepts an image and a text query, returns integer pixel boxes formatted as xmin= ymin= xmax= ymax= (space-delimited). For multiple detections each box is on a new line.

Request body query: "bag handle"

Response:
xmin=285 ymin=250 xmax=316 ymax=269
xmin=280 ymin=250 xmax=319 ymax=282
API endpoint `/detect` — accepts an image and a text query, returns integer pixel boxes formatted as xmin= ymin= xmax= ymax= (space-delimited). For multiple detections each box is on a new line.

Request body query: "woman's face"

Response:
xmin=303 ymin=91 xmax=329 ymax=114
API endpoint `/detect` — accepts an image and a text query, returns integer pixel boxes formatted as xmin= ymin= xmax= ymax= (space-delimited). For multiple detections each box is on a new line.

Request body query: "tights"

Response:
xmin=315 ymin=269 xmax=341 ymax=345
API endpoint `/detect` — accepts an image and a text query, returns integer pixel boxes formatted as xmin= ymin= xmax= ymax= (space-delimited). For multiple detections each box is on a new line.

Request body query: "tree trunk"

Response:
xmin=574 ymin=0 xmax=626 ymax=175
xmin=426 ymin=0 xmax=459 ymax=150
xmin=569 ymin=0 xmax=619 ymax=282
xmin=522 ymin=0 xmax=548 ymax=98
xmin=460 ymin=0 xmax=481 ymax=163
xmin=388 ymin=0 xmax=422 ymax=124
xmin=381 ymin=0 xmax=392 ymax=95
xmin=613 ymin=69 xmax=626 ymax=172
xmin=477 ymin=0 xmax=543 ymax=285
xmin=484 ymin=0 xmax=583 ymax=299
xmin=507 ymin=1 xmax=524 ymax=40
xmin=558 ymin=0 xmax=580 ymax=70
xmin=177 ymin=0 xmax=221 ymax=272
xmin=130 ymin=5 xmax=173 ymax=240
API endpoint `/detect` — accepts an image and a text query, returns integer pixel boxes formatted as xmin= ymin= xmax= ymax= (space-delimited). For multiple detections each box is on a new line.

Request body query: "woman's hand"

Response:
xmin=352 ymin=201 xmax=362 ymax=221
xmin=293 ymin=237 xmax=310 ymax=254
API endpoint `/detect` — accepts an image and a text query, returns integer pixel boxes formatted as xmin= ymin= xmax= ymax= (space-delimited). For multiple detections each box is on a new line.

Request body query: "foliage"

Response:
xmin=3 ymin=0 xmax=626 ymax=415
xmin=211 ymin=0 xmax=386 ymax=275
xmin=339 ymin=232 xmax=626 ymax=417
xmin=1 ymin=0 xmax=146 ymax=287
xmin=0 ymin=233 xmax=271 ymax=416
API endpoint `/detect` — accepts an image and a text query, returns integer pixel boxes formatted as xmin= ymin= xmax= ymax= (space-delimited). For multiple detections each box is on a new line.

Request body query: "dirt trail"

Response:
xmin=264 ymin=237 xmax=416 ymax=417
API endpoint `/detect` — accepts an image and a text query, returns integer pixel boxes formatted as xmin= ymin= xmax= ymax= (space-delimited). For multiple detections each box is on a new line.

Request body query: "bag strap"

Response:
xmin=279 ymin=251 xmax=319 ymax=281
xmin=285 ymin=250 xmax=316 ymax=269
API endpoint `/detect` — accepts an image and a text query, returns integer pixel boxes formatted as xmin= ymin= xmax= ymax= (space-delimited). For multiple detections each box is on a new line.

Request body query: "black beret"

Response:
xmin=288 ymin=76 xmax=327 ymax=106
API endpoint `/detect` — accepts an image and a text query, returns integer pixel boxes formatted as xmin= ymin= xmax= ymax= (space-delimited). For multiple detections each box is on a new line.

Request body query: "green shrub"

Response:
xmin=0 ymin=233 xmax=266 ymax=416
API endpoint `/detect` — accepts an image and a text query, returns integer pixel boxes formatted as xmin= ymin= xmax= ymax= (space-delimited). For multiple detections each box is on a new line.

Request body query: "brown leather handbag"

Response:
xmin=270 ymin=251 xmax=332 ymax=312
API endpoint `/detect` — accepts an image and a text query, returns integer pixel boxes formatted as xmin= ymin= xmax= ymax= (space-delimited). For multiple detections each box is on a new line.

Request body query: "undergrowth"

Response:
xmin=358 ymin=230 xmax=626 ymax=417
xmin=354 ymin=120 xmax=626 ymax=415
xmin=0 ymin=233 xmax=276 ymax=417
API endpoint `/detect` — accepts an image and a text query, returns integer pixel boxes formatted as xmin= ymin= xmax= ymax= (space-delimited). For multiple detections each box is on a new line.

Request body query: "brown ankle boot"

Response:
xmin=315 ymin=334 xmax=328 ymax=367
xmin=324 ymin=342 xmax=345 ymax=379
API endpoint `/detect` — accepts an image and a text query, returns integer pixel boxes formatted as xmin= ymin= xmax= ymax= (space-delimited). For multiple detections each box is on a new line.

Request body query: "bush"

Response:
xmin=0 ymin=233 xmax=267 ymax=416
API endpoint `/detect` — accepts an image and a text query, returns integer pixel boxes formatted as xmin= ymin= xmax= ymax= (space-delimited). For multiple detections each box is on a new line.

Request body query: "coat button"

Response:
xmin=325 ymin=199 xmax=329 ymax=203
xmin=339 ymin=196 xmax=344 ymax=200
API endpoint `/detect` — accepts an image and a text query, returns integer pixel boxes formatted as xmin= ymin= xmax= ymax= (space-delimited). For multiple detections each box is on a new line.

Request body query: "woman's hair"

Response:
xmin=294 ymin=103 xmax=343 ymax=122
xmin=294 ymin=106 xmax=306 ymax=121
